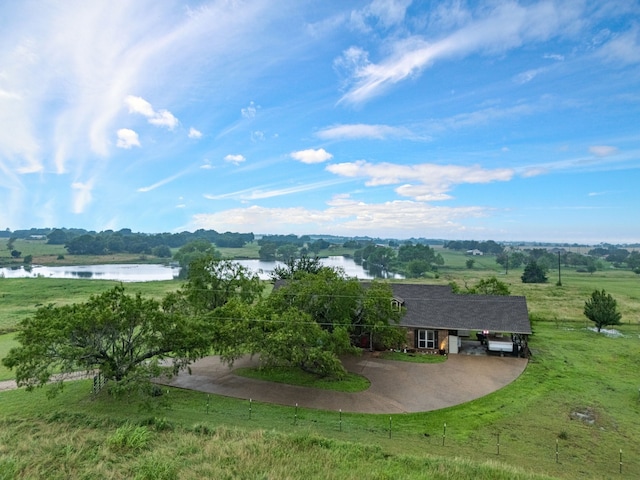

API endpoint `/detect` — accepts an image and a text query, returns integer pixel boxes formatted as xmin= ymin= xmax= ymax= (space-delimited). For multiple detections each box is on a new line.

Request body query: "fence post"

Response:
xmin=339 ymin=409 xmax=342 ymax=432
xmin=442 ymin=423 xmax=446 ymax=447
xmin=555 ymin=438 xmax=559 ymax=464
xmin=496 ymin=433 xmax=500 ymax=456
xmin=619 ymin=449 xmax=622 ymax=474
xmin=249 ymin=398 xmax=252 ymax=420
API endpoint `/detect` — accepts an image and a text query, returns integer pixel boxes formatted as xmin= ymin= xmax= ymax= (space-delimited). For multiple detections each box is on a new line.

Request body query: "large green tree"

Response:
xmin=521 ymin=261 xmax=548 ymax=283
xmin=182 ymin=256 xmax=263 ymax=313
xmin=270 ymin=255 xmax=323 ymax=281
xmin=173 ymin=239 xmax=220 ymax=278
xmin=2 ymin=286 xmax=212 ymax=396
xmin=584 ymin=289 xmax=622 ymax=332
xmin=262 ymin=269 xmax=404 ymax=375
xmin=253 ymin=307 xmax=355 ymax=378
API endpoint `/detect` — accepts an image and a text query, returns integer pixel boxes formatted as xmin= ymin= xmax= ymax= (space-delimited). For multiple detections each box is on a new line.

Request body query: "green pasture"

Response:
xmin=1 ymin=321 xmax=639 ymax=479
xmin=0 ymin=278 xmax=182 ymax=332
xmin=1 ymin=248 xmax=639 ymax=478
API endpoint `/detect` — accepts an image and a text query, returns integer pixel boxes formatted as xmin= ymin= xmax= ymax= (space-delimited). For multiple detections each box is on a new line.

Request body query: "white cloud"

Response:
xmin=316 ymin=123 xmax=417 ymax=140
xmin=125 ymin=95 xmax=155 ymax=117
xmin=224 ymin=154 xmax=246 ymax=165
xmin=188 ymin=127 xmax=202 ymax=139
xmin=543 ymin=53 xmax=565 ymax=61
xmin=116 ymin=128 xmax=140 ymax=149
xmin=290 ymin=148 xmax=333 ymax=164
xmin=589 ymin=145 xmax=618 ymax=157
xmin=326 ymin=160 xmax=514 ymax=200
xmin=148 ymin=109 xmax=179 ymax=129
xmin=191 ymin=195 xmax=489 ymax=237
xmin=125 ymin=95 xmax=179 ymax=130
xmin=241 ymin=101 xmax=258 ymax=119
xmin=338 ymin=2 xmax=585 ymax=104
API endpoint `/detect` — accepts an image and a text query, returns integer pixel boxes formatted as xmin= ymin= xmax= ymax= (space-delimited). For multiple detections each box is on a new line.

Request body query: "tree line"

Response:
xmin=44 ymin=228 xmax=254 ymax=256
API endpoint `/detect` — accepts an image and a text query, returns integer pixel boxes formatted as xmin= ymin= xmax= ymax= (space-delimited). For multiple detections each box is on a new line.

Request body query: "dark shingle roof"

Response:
xmin=390 ymin=284 xmax=532 ymax=335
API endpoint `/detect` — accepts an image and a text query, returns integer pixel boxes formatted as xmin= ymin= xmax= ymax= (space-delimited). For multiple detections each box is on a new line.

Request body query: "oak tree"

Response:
xmin=2 ymin=285 xmax=212 ymax=396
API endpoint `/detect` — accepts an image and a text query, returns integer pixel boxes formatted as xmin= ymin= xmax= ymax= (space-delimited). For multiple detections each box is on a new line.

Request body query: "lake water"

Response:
xmin=0 ymin=257 xmax=401 ymax=282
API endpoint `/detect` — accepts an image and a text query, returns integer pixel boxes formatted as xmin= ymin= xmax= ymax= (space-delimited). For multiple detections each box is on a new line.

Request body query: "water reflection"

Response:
xmin=0 ymin=257 xmax=402 ymax=282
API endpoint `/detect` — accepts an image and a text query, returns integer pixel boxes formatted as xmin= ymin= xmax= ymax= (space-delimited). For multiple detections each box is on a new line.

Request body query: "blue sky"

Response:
xmin=1 ymin=1 xmax=639 ymax=243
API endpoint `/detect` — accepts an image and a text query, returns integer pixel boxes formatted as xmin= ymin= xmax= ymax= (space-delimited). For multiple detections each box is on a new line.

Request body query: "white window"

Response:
xmin=417 ymin=329 xmax=437 ymax=349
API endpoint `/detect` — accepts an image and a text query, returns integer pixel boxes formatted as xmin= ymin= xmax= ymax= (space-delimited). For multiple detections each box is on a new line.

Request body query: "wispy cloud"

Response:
xmin=597 ymin=26 xmax=640 ymax=65
xmin=513 ymin=67 xmax=547 ymax=84
xmin=338 ymin=2 xmax=584 ymax=104
xmin=543 ymin=53 xmax=565 ymax=61
xmin=116 ymin=129 xmax=140 ymax=149
xmin=204 ymin=179 xmax=347 ymax=201
xmin=137 ymin=168 xmax=191 ymax=193
xmin=589 ymin=145 xmax=618 ymax=157
xmin=71 ymin=180 xmax=93 ymax=214
xmin=316 ymin=123 xmax=419 ymax=140
xmin=188 ymin=127 xmax=202 ymax=139
xmin=290 ymin=148 xmax=333 ymax=164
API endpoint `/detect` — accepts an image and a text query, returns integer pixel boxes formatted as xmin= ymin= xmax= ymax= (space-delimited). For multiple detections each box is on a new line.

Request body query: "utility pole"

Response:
xmin=557 ymin=251 xmax=562 ymax=286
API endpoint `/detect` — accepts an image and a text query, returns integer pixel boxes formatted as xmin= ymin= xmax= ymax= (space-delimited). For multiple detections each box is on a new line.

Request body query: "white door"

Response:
xmin=448 ymin=335 xmax=458 ymax=354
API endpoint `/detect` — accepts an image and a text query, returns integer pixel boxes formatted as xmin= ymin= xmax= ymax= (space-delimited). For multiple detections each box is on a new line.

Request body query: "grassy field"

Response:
xmin=0 ymin=278 xmax=183 ymax=332
xmin=1 ymin=248 xmax=639 ymax=478
xmin=0 ymin=320 xmax=638 ymax=478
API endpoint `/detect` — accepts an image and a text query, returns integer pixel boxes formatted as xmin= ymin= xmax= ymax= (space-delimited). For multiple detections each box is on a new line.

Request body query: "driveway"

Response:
xmin=161 ymin=353 xmax=528 ymax=413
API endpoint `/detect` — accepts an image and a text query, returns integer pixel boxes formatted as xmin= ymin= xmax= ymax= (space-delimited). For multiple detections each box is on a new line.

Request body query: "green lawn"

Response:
xmin=234 ymin=366 xmax=371 ymax=392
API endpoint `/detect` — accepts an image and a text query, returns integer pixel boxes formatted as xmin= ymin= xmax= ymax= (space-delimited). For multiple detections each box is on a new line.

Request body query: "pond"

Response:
xmin=0 ymin=257 xmax=402 ymax=282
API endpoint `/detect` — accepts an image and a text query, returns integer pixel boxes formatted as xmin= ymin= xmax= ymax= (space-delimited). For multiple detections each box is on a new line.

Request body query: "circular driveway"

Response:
xmin=162 ymin=353 xmax=528 ymax=413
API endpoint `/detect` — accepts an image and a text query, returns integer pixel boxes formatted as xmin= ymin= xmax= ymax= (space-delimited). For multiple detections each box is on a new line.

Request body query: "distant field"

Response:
xmin=0 ymin=278 xmax=182 ymax=331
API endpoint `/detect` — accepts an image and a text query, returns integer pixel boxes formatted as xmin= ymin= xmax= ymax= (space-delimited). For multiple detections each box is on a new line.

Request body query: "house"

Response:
xmin=466 ymin=249 xmax=484 ymax=256
xmin=389 ymin=284 xmax=531 ymax=357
